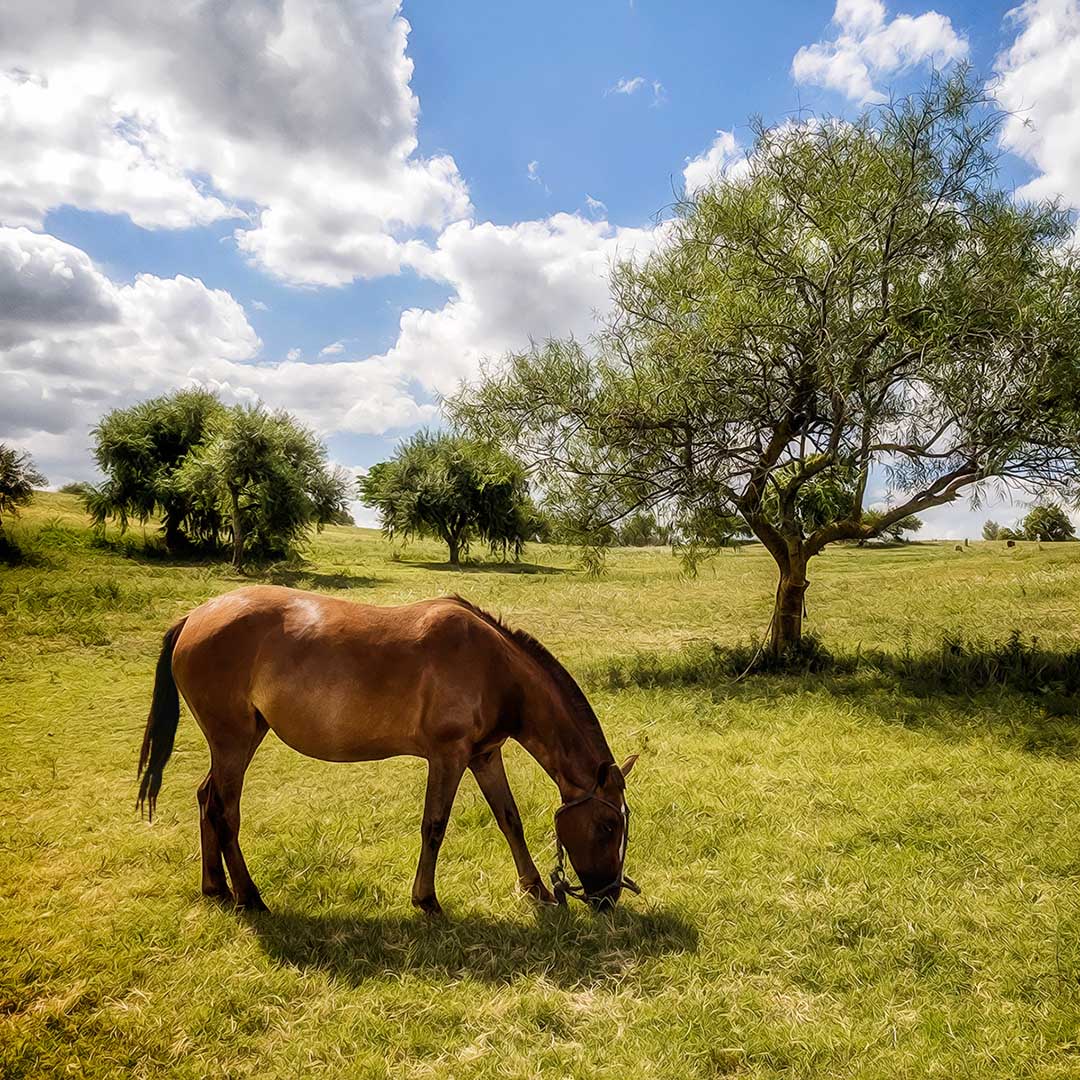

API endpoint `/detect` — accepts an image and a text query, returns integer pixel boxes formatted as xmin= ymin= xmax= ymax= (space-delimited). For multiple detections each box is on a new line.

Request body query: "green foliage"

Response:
xmin=57 ymin=481 xmax=94 ymax=495
xmin=615 ymin=511 xmax=675 ymax=547
xmin=450 ymin=71 xmax=1080 ymax=651
xmin=982 ymin=520 xmax=1003 ymax=541
xmin=175 ymin=405 xmax=352 ymax=570
xmin=87 ymin=387 xmax=226 ymax=549
xmin=0 ymin=443 xmax=46 ymax=528
xmin=861 ymin=510 xmax=923 ymax=543
xmin=1022 ymin=503 xmax=1076 ymax=542
xmin=88 ymin=388 xmax=349 ymax=567
xmin=358 ymin=431 xmax=538 ymax=564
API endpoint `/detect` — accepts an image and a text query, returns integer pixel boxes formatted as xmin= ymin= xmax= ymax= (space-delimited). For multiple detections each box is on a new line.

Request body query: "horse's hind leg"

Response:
xmin=196 ymin=771 xmax=228 ymax=899
xmin=205 ymin=711 xmax=269 ymax=911
xmin=469 ymin=748 xmax=555 ymax=905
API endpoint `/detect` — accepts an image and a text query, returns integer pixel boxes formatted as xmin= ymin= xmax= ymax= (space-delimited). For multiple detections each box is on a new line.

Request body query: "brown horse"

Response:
xmin=138 ymin=586 xmax=639 ymax=914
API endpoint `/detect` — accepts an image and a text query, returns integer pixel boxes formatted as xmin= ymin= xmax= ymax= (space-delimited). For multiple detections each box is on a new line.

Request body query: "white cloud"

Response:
xmin=319 ymin=341 xmax=346 ymax=356
xmin=792 ymin=0 xmax=968 ymax=103
xmin=0 ymin=228 xmax=259 ymax=479
xmin=606 ymin=76 xmax=665 ymax=103
xmin=286 ymin=348 xmax=302 ymax=362
xmin=0 ymin=1 xmax=471 ymax=286
xmin=526 ymin=160 xmax=550 ymax=194
xmin=250 ymin=300 xmax=270 ymax=312
xmin=2 ymin=214 xmax=668 ymax=484
xmin=584 ymin=194 xmax=608 ymax=216
xmin=995 ymin=0 xmax=1080 ymax=210
xmin=683 ymin=130 xmax=747 ymax=193
xmin=608 ymin=76 xmax=647 ymax=95
xmin=393 ymin=213 xmax=665 ymax=396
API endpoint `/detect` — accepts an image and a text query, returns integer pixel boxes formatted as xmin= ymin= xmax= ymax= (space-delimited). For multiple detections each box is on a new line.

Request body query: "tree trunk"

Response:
xmin=163 ymin=509 xmax=186 ymax=553
xmin=447 ymin=535 xmax=460 ymax=566
xmin=230 ymin=491 xmax=245 ymax=572
xmin=769 ymin=553 xmax=808 ymax=656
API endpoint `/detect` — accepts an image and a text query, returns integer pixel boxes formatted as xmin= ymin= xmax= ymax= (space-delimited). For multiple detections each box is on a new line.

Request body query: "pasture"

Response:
xmin=3 ymin=492 xmax=1080 ymax=1078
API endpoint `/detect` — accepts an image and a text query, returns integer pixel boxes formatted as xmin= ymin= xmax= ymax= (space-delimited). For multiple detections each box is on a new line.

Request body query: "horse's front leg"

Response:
xmin=470 ymin=748 xmax=556 ymax=905
xmin=412 ymin=752 xmax=468 ymax=916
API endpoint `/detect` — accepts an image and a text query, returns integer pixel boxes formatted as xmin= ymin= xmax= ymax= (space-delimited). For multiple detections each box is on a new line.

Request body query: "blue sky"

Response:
xmin=2 ymin=0 xmax=1078 ymax=535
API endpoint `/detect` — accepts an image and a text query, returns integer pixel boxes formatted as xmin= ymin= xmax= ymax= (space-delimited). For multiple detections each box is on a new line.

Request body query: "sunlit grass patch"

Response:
xmin=3 ymin=492 xmax=1080 ymax=1078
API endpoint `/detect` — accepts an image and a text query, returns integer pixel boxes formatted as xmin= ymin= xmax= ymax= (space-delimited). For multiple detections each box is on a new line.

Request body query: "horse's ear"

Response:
xmin=620 ymin=753 xmax=639 ymax=779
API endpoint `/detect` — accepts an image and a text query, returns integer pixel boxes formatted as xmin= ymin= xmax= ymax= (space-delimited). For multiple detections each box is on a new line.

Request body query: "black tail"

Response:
xmin=137 ymin=618 xmax=187 ymax=820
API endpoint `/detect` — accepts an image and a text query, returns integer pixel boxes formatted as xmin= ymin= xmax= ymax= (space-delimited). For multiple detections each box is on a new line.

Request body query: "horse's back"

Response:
xmin=172 ymin=587 xmax=515 ymax=762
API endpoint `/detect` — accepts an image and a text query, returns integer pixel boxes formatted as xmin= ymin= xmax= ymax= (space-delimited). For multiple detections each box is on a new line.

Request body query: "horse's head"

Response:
xmin=554 ymin=753 xmax=639 ymax=910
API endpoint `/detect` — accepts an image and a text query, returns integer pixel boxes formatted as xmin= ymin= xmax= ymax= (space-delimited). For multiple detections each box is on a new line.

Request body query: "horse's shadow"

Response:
xmin=247 ymin=904 xmax=697 ymax=988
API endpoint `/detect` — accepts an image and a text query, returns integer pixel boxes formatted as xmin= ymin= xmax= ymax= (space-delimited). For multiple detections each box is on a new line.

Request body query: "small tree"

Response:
xmin=982 ymin=520 xmax=1003 ymax=541
xmin=451 ymin=72 xmax=1080 ymax=655
xmin=0 ymin=444 xmax=46 ymax=530
xmin=860 ymin=510 xmax=923 ymax=544
xmin=88 ymin=388 xmax=225 ymax=551
xmin=1022 ymin=504 xmax=1076 ymax=542
xmin=359 ymin=432 xmax=537 ymax=565
xmin=176 ymin=405 xmax=351 ymax=571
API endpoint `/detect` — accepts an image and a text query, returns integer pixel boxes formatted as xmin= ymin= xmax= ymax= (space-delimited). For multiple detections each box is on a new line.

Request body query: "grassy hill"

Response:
xmin=3 ymin=492 xmax=1080 ymax=1078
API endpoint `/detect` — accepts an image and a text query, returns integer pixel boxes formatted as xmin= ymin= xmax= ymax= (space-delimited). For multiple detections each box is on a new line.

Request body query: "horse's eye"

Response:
xmin=599 ymin=820 xmax=617 ymax=838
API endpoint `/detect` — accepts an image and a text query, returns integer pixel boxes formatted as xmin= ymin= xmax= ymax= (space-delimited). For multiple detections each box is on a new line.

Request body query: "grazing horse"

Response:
xmin=138 ymin=586 xmax=639 ymax=914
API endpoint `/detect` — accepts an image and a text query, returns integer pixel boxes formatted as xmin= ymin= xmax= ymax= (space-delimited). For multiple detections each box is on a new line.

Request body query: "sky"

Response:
xmin=2 ymin=0 xmax=1078 ymax=536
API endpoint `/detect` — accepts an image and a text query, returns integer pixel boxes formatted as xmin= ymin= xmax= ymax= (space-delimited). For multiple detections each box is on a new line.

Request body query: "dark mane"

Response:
xmin=449 ymin=595 xmax=610 ymax=755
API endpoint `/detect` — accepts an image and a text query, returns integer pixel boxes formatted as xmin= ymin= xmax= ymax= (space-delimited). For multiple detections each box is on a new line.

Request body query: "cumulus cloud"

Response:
xmin=683 ymin=130 xmax=748 ymax=193
xmin=0 ymin=1 xmax=471 ymax=285
xmin=2 ymin=214 xmax=667 ymax=484
xmin=393 ymin=213 xmax=664 ymax=396
xmin=792 ymin=0 xmax=968 ymax=103
xmin=995 ymin=0 xmax=1080 ymax=210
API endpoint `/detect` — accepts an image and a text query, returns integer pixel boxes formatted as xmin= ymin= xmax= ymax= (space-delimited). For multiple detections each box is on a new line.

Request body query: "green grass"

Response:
xmin=3 ymin=492 xmax=1080 ymax=1078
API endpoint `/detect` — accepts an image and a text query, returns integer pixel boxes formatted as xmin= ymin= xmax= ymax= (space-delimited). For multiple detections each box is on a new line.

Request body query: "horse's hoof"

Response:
xmin=201 ymin=884 xmax=231 ymax=903
xmin=235 ymin=893 xmax=268 ymax=913
xmin=521 ymin=879 xmax=558 ymax=906
xmin=413 ymin=895 xmax=443 ymax=917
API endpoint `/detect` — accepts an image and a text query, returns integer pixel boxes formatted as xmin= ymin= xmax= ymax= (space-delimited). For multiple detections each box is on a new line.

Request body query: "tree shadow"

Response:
xmin=247 ymin=904 xmax=697 ymax=988
xmin=589 ymin=633 xmax=1080 ymax=758
xmin=404 ymin=560 xmax=571 ymax=575
xmin=264 ymin=567 xmax=380 ymax=590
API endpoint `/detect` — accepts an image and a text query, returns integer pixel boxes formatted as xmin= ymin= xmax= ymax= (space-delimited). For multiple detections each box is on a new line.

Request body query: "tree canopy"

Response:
xmin=175 ymin=405 xmax=352 ymax=569
xmin=88 ymin=389 xmax=350 ymax=567
xmin=87 ymin=388 xmax=225 ymax=551
xmin=358 ymin=431 xmax=540 ymax=565
xmin=1021 ymin=504 xmax=1076 ymax=542
xmin=450 ymin=71 xmax=1080 ymax=654
xmin=0 ymin=444 xmax=47 ymax=529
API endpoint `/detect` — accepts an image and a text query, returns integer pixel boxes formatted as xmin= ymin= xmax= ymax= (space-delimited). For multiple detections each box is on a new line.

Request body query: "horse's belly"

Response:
xmin=253 ymin=680 xmax=424 ymax=763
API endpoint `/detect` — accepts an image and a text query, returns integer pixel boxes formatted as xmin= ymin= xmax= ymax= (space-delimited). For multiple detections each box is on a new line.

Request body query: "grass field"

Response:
xmin=3 ymin=492 xmax=1080 ymax=1079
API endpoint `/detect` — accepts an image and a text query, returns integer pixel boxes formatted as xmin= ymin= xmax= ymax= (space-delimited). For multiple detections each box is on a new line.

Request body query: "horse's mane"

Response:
xmin=448 ymin=595 xmax=609 ymax=754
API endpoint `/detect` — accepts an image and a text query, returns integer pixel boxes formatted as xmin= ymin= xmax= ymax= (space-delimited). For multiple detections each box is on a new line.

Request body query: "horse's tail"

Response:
xmin=137 ymin=618 xmax=187 ymax=820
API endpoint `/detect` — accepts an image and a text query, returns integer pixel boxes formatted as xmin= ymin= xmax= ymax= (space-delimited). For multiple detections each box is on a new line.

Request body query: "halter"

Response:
xmin=550 ymin=781 xmax=641 ymax=906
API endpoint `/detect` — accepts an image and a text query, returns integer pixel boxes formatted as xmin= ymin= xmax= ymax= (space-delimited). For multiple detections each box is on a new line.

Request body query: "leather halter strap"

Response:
xmin=550 ymin=781 xmax=640 ymax=905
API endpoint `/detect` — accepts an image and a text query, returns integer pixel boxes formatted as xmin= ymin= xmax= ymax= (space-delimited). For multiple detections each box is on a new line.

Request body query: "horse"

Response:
xmin=137 ymin=585 xmax=639 ymax=914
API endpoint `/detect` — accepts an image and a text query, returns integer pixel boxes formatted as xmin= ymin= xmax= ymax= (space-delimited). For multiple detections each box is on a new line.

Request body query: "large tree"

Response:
xmin=0 ymin=444 xmax=46 ymax=531
xmin=450 ymin=72 xmax=1080 ymax=655
xmin=87 ymin=388 xmax=225 ymax=551
xmin=359 ymin=431 xmax=539 ymax=565
xmin=175 ymin=405 xmax=352 ymax=571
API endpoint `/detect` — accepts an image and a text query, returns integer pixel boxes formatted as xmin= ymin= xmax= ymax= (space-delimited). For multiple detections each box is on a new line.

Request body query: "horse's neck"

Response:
xmin=517 ymin=682 xmax=608 ymax=798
